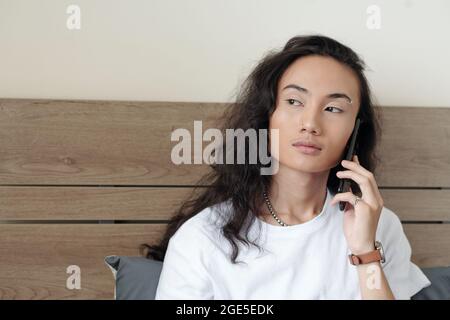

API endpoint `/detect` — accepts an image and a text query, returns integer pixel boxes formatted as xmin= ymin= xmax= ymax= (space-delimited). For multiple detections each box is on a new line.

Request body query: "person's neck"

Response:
xmin=263 ymin=165 xmax=329 ymax=225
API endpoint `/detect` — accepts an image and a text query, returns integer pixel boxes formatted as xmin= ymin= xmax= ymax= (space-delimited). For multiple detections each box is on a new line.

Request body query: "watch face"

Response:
xmin=375 ymin=241 xmax=385 ymax=263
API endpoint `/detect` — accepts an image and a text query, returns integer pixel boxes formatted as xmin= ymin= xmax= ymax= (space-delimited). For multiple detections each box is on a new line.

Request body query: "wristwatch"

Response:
xmin=348 ymin=241 xmax=385 ymax=266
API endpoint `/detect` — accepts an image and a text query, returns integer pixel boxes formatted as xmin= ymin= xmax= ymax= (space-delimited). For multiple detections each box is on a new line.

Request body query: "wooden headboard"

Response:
xmin=0 ymin=99 xmax=449 ymax=299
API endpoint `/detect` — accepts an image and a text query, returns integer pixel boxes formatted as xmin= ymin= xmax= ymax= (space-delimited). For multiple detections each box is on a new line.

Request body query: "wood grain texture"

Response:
xmin=404 ymin=224 xmax=450 ymax=268
xmin=379 ymin=189 xmax=450 ymax=221
xmin=0 ymin=223 xmax=448 ymax=300
xmin=0 ymin=99 xmax=448 ymax=300
xmin=0 ymin=224 xmax=166 ymax=300
xmin=0 ymin=99 xmax=219 ymax=185
xmin=377 ymin=107 xmax=450 ymax=187
xmin=0 ymin=186 xmax=197 ymax=220
xmin=1 ymin=187 xmax=449 ymax=221
xmin=0 ymin=100 xmax=449 ymax=187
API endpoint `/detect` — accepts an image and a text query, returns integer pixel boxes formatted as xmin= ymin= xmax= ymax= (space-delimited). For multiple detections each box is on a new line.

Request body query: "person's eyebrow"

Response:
xmin=282 ymin=84 xmax=353 ymax=104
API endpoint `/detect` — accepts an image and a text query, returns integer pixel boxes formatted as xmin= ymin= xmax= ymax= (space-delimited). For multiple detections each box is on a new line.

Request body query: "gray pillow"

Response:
xmin=411 ymin=266 xmax=450 ymax=300
xmin=105 ymin=255 xmax=449 ymax=300
xmin=104 ymin=255 xmax=163 ymax=300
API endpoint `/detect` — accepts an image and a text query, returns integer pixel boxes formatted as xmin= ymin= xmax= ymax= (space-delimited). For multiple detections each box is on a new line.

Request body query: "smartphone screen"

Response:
xmin=337 ymin=117 xmax=361 ymax=211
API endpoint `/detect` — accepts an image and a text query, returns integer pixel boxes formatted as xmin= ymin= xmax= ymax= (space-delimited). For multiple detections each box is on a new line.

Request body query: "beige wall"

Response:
xmin=0 ymin=0 xmax=449 ymax=107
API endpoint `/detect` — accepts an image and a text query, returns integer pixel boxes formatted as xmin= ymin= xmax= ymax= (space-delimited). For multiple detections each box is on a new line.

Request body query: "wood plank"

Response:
xmin=404 ymin=224 xmax=450 ymax=268
xmin=1 ymin=99 xmax=449 ymax=187
xmin=377 ymin=107 xmax=450 ymax=187
xmin=0 ymin=224 xmax=166 ymax=299
xmin=0 ymin=223 xmax=448 ymax=299
xmin=380 ymin=189 xmax=450 ymax=221
xmin=0 ymin=99 xmax=218 ymax=185
xmin=0 ymin=186 xmax=197 ymax=220
xmin=1 ymin=186 xmax=449 ymax=221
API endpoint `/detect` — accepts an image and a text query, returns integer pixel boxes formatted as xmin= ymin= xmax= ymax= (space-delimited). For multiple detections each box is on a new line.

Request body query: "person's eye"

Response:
xmin=325 ymin=105 xmax=343 ymax=113
xmin=286 ymin=99 xmax=343 ymax=113
xmin=285 ymin=99 xmax=303 ymax=106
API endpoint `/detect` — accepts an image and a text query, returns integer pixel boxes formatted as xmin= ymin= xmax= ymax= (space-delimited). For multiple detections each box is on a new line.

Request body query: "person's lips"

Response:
xmin=292 ymin=140 xmax=322 ymax=150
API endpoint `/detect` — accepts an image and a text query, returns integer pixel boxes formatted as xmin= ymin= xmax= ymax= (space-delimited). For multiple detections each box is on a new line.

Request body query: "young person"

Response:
xmin=144 ymin=35 xmax=431 ymax=300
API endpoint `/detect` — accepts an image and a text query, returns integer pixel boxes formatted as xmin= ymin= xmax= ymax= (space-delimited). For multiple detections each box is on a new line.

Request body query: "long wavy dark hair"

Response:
xmin=141 ymin=34 xmax=383 ymax=264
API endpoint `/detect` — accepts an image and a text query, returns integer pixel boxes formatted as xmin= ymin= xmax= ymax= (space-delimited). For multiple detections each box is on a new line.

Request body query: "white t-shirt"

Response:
xmin=155 ymin=187 xmax=431 ymax=300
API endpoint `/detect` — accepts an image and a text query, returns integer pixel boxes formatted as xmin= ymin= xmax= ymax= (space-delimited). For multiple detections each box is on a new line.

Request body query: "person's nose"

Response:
xmin=298 ymin=106 xmax=322 ymax=135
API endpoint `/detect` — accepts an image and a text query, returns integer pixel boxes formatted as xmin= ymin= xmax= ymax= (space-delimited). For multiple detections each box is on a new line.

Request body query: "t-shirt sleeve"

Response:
xmin=377 ymin=207 xmax=432 ymax=300
xmin=154 ymin=218 xmax=215 ymax=300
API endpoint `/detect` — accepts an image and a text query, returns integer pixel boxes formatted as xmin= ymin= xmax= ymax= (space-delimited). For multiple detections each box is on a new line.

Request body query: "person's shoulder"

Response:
xmin=184 ymin=199 xmax=230 ymax=231
xmin=376 ymin=205 xmax=405 ymax=243
xmin=170 ymin=199 xmax=231 ymax=247
xmin=379 ymin=205 xmax=402 ymax=225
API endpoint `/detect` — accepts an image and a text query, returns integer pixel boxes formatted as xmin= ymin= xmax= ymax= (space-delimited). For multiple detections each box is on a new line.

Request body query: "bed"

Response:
xmin=0 ymin=98 xmax=449 ymax=299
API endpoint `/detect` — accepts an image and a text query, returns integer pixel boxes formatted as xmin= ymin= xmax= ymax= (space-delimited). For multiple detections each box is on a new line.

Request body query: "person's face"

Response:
xmin=269 ymin=55 xmax=361 ymax=173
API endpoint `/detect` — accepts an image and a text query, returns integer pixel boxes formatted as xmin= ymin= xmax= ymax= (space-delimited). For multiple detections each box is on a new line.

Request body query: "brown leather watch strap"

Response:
xmin=348 ymin=248 xmax=382 ymax=265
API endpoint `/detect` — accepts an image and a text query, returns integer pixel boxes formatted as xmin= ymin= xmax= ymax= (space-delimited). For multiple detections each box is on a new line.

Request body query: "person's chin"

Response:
xmin=284 ymin=161 xmax=323 ymax=172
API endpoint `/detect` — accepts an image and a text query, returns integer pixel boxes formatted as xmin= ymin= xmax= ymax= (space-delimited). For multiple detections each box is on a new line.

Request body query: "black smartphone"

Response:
xmin=337 ymin=117 xmax=361 ymax=211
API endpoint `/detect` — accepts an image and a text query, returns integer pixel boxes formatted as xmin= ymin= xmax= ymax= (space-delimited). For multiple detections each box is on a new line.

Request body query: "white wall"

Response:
xmin=0 ymin=0 xmax=449 ymax=107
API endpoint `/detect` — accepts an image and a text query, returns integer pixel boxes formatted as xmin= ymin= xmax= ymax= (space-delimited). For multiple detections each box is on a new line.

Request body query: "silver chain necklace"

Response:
xmin=263 ymin=190 xmax=327 ymax=227
xmin=263 ymin=191 xmax=290 ymax=227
